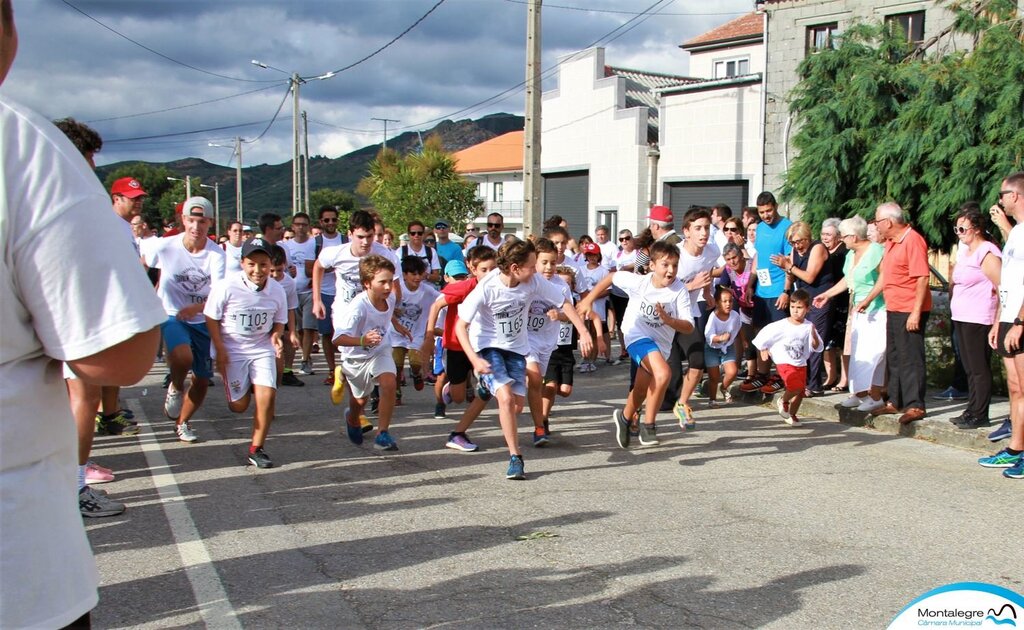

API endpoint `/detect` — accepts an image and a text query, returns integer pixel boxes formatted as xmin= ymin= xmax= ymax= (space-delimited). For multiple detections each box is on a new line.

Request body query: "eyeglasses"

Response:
xmin=619 ymin=236 xmax=632 ymax=242
xmin=954 ymin=226 xmax=971 ymax=235
xmin=291 ymin=222 xmax=309 ymax=228
xmin=409 ymin=230 xmax=425 ymax=236
xmin=840 ymin=233 xmax=856 ymax=239
xmin=466 ymin=227 xmax=479 ymax=232
xmin=723 ymin=227 xmax=740 ymax=233
xmin=321 ymin=218 xmax=338 ymax=223
xmin=487 ymin=222 xmax=503 ymax=228
xmin=789 ymin=238 xmax=808 ymax=245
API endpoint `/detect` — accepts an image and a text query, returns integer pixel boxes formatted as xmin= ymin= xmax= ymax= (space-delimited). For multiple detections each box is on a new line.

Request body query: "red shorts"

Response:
xmin=776 ymin=363 xmax=807 ymax=393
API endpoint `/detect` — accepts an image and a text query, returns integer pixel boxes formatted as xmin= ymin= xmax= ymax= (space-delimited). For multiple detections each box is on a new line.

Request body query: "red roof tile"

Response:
xmin=453 ymin=131 xmax=523 ymax=174
xmin=683 ymin=12 xmax=763 ymax=48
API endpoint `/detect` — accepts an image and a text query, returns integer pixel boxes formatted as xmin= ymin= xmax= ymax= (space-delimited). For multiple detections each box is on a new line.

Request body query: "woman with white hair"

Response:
xmin=812 ymin=216 xmax=887 ymax=411
xmin=820 ymin=218 xmax=849 ymax=391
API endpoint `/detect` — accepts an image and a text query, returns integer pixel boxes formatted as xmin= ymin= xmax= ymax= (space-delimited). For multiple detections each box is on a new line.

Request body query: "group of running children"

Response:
xmin=214 ymin=214 xmax=823 ymax=480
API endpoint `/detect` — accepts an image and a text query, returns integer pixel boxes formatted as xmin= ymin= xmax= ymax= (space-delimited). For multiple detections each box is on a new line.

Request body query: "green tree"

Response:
xmin=358 ymin=135 xmax=483 ymax=234
xmin=781 ymin=0 xmax=1024 ymax=249
xmin=307 ymin=188 xmax=359 ymax=233
xmin=103 ymin=163 xmax=210 ymax=230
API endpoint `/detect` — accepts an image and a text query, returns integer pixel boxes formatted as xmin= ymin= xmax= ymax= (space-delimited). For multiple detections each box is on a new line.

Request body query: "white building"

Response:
xmin=656 ymin=11 xmax=766 ymax=217
xmin=452 ymin=130 xmax=524 ymax=236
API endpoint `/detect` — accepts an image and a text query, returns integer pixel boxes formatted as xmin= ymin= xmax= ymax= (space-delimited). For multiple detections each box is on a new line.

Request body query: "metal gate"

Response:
xmin=665 ymin=181 xmax=749 ymax=229
xmin=542 ymin=170 xmax=589 ymax=238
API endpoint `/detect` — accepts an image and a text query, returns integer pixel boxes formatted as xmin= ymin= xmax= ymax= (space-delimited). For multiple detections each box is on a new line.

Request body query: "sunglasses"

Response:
xmin=619 ymin=236 xmax=632 ymax=242
xmin=487 ymin=222 xmax=503 ymax=228
xmin=954 ymin=226 xmax=971 ymax=235
xmin=321 ymin=218 xmax=338 ymax=223
xmin=723 ymin=227 xmax=740 ymax=233
xmin=409 ymin=230 xmax=425 ymax=236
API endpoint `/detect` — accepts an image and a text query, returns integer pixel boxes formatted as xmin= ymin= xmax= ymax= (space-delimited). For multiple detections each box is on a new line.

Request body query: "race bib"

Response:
xmin=231 ymin=308 xmax=274 ymax=336
xmin=527 ymin=302 xmax=551 ymax=333
xmin=558 ymin=321 xmax=573 ymax=345
xmin=494 ymin=303 xmax=526 ymax=343
xmin=756 ymin=268 xmax=773 ymax=287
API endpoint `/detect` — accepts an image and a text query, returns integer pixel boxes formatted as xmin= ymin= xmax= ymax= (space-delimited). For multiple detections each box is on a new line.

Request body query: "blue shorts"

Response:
xmin=704 ymin=344 xmax=737 ymax=368
xmin=161 ymin=317 xmax=213 ymax=379
xmin=316 ymin=292 xmax=335 ymax=336
xmin=627 ymin=337 xmax=662 ymax=366
xmin=479 ymin=347 xmax=527 ymax=398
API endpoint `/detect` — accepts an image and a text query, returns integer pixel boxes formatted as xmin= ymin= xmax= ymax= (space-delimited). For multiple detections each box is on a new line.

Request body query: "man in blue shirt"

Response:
xmin=433 ymin=219 xmax=465 ymax=268
xmin=740 ymin=191 xmax=793 ymax=393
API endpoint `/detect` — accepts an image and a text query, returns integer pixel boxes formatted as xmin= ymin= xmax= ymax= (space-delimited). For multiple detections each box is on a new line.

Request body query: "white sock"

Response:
xmin=78 ymin=464 xmax=86 ymax=490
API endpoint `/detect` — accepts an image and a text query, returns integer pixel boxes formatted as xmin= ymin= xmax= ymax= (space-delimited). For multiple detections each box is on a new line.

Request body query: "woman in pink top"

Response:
xmin=950 ymin=205 xmax=1002 ymax=429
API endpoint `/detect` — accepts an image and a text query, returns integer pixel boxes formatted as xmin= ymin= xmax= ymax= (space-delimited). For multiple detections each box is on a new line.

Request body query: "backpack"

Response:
xmin=400 ymin=244 xmax=435 ymax=268
xmin=314 ymin=233 xmax=349 ymax=259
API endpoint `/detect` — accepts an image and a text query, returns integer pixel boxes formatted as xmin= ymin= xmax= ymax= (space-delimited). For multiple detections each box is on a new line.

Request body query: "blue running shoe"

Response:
xmin=988 ymin=418 xmax=1012 ymax=442
xmin=978 ymin=449 xmax=1022 ymax=469
xmin=532 ymin=428 xmax=550 ymax=447
xmin=374 ymin=431 xmax=398 ymax=451
xmin=506 ymin=454 xmax=526 ymax=480
xmin=345 ymin=411 xmax=364 ymax=445
xmin=1004 ymin=459 xmax=1024 ymax=479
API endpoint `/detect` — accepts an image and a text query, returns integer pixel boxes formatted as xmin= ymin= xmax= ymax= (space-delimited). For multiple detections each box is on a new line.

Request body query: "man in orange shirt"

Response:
xmin=870 ymin=202 xmax=932 ymax=424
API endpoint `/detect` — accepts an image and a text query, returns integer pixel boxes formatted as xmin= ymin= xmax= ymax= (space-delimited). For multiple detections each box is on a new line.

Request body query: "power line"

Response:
xmin=85 ymin=83 xmax=288 ymax=123
xmin=62 ymin=0 xmax=282 ymax=84
xmin=309 ymin=119 xmax=380 ymax=135
xmin=104 ymin=121 xmax=269 ymax=144
xmin=310 ymin=0 xmax=448 ymax=79
xmin=501 ymin=0 xmax=745 ymax=16
xmin=241 ymin=83 xmax=293 ymax=143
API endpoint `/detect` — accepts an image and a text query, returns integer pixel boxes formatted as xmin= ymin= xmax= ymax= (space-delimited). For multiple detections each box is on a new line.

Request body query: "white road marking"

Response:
xmin=132 ymin=401 xmax=242 ymax=629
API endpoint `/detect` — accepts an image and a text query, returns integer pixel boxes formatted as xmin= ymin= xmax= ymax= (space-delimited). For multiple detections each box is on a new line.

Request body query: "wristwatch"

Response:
xmin=1014 ymin=317 xmax=1024 ymax=327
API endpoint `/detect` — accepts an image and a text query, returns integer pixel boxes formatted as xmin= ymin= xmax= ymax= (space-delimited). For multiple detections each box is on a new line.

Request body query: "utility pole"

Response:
xmin=166 ymin=175 xmax=192 ymax=200
xmin=372 ymin=117 xmax=400 ymax=151
xmin=523 ymin=0 xmax=543 ymax=238
xmin=291 ymin=72 xmax=303 ymax=216
xmin=302 ymin=110 xmax=311 ymax=217
xmin=235 ymin=137 xmax=243 ymax=222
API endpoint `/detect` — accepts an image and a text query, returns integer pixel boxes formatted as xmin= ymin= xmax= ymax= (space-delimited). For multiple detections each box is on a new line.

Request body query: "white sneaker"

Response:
xmin=840 ymin=395 xmax=864 ymax=408
xmin=784 ymin=414 xmax=802 ymax=426
xmin=856 ymin=398 xmax=885 ymax=413
xmin=176 ymin=422 xmax=198 ymax=443
xmin=164 ymin=385 xmax=183 ymax=419
xmin=297 ymin=360 xmax=314 ymax=376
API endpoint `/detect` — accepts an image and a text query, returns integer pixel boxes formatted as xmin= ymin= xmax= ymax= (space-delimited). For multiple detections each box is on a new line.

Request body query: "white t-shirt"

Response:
xmin=578 ymin=263 xmax=610 ymax=320
xmin=313 ymin=232 xmax=346 ymax=295
xmin=598 ymin=241 xmax=619 ymax=270
xmin=284 ymin=237 xmax=317 ymax=294
xmin=752 ymin=318 xmax=823 ymax=367
xmin=478 ymin=234 xmax=505 ymax=251
xmin=612 ymin=250 xmax=637 ymax=297
xmin=277 ymin=272 xmax=299 ymax=311
xmin=705 ymin=310 xmax=742 ymax=350
xmin=139 ymin=235 xmax=162 ymax=268
xmin=558 ymin=255 xmax=587 ymax=294
xmin=528 ymin=275 xmax=573 ymax=355
xmin=613 ymin=271 xmax=692 ymax=357
xmin=398 ymin=243 xmax=441 ymax=274
xmin=677 ymin=242 xmax=720 ymax=316
xmin=318 ymin=241 xmax=398 ymax=304
xmin=999 ymin=223 xmax=1024 ymax=323
xmin=333 ymin=291 xmax=396 ymax=359
xmin=459 ymin=269 xmax=566 ymax=356
xmin=1 ymin=97 xmax=167 ymax=629
xmin=224 ymin=241 xmax=243 ymax=274
xmin=204 ymin=273 xmax=288 ymax=360
xmin=389 ymin=279 xmax=440 ymax=349
xmin=150 ymin=234 xmax=227 ymax=324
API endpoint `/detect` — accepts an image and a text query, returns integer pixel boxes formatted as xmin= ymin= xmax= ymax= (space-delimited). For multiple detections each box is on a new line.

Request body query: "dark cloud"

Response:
xmin=1 ymin=0 xmax=752 ymax=166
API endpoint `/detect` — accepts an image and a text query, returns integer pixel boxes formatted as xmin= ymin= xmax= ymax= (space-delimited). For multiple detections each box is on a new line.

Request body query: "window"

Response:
xmin=806 ymin=22 xmax=839 ymax=53
xmin=596 ymin=209 xmax=617 ymax=239
xmin=886 ymin=11 xmax=925 ymax=44
xmin=713 ymin=57 xmax=751 ymax=79
xmin=493 ymin=182 xmax=504 ymax=203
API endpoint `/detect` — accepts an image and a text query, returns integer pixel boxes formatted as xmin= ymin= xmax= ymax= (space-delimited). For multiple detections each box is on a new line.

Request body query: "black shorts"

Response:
xmin=996 ymin=322 xmax=1024 ymax=358
xmin=609 ymin=293 xmax=629 ymax=321
xmin=446 ymin=349 xmax=472 ymax=385
xmin=544 ymin=345 xmax=575 ymax=386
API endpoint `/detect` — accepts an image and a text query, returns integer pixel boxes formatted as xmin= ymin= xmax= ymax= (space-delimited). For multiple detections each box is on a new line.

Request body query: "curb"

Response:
xmin=730 ymin=387 xmax=1004 ymax=453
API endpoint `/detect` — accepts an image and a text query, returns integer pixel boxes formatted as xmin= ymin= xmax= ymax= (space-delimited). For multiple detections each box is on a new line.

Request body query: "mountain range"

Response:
xmin=96 ymin=113 xmax=524 ymax=216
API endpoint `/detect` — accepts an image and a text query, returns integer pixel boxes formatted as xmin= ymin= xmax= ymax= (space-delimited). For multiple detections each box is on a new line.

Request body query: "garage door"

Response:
xmin=543 ymin=170 xmax=589 ymax=238
xmin=665 ymin=181 xmax=749 ymax=230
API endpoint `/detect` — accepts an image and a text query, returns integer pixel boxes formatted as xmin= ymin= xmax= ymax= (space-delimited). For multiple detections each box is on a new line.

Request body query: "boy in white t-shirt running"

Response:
xmin=541 ymin=265 xmax=581 ymax=434
xmin=391 ymin=255 xmax=440 ymax=405
xmin=577 ymin=241 xmax=612 ymax=371
xmin=204 ymin=238 xmax=288 ymax=467
xmin=332 ymin=255 xmax=406 ymax=451
xmin=751 ymin=289 xmax=823 ymax=426
xmin=704 ymin=285 xmax=743 ymax=406
xmin=578 ymin=241 xmax=694 ymax=449
xmin=456 ymin=240 xmax=593 ymax=479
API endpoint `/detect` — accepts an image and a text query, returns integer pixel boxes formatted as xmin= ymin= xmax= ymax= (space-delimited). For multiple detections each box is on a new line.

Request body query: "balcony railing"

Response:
xmin=478 ymin=199 xmax=524 ymax=219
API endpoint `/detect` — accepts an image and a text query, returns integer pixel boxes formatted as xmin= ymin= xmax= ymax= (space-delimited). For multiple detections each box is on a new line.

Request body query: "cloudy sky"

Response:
xmin=2 ymin=0 xmax=752 ymax=168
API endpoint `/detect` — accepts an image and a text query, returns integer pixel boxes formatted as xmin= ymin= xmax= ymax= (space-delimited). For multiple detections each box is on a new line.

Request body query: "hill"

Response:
xmin=96 ymin=113 xmax=524 ymax=217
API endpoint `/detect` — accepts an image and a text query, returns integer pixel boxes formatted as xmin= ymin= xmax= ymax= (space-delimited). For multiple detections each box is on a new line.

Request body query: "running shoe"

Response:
xmin=79 ymin=486 xmax=125 ymax=518
xmin=739 ymin=376 xmax=766 ymax=393
xmin=856 ymin=398 xmax=886 ymax=413
xmin=281 ymin=371 xmax=304 ymax=387
xmin=164 ymin=385 xmax=184 ymax=420
xmin=776 ymin=397 xmax=790 ymax=419
xmin=1003 ymin=459 xmax=1024 ymax=479
xmin=532 ymin=428 xmax=550 ymax=447
xmin=445 ymin=432 xmax=478 ymax=452
xmin=784 ymin=413 xmax=802 ymax=427
xmin=330 ymin=366 xmax=345 ymax=405
xmin=359 ymin=415 xmax=374 ymax=434
xmin=613 ymin=409 xmax=630 ymax=449
xmin=176 ymin=422 xmax=198 ymax=443
xmin=988 ymin=418 xmax=1012 ymax=442
xmin=722 ymin=391 xmax=734 ymax=405
xmin=85 ymin=461 xmax=114 ymax=484
xmin=978 ymin=449 xmax=1022 ymax=468
xmin=95 ymin=412 xmax=140 ymax=436
xmin=760 ymin=376 xmax=784 ymax=394
xmin=247 ymin=447 xmax=273 ymax=468
xmin=369 ymin=395 xmax=379 ymax=414
xmin=374 ymin=431 xmax=398 ymax=451
xmin=297 ymin=360 xmax=314 ymax=376
xmin=506 ymin=454 xmax=526 ymax=480
xmin=115 ymin=408 xmax=137 ymax=423
xmin=413 ymin=372 xmax=425 ymax=391
xmin=674 ymin=401 xmax=695 ymax=431
xmin=638 ymin=422 xmax=659 ymax=446
xmin=434 ymin=402 xmax=447 ymax=419
xmin=345 ymin=411 xmax=364 ymax=445
xmin=840 ymin=395 xmax=864 ymax=408
xmin=441 ymin=381 xmax=453 ymax=405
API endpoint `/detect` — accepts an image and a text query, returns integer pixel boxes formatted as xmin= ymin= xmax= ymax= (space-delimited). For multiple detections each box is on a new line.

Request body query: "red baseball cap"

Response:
xmin=647 ymin=205 xmax=672 ymax=223
xmin=110 ymin=177 xmax=148 ymax=198
xmin=582 ymin=242 xmax=601 ymax=255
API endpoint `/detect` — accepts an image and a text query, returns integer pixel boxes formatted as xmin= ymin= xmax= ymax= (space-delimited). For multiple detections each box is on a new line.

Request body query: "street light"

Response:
xmin=210 ymin=138 xmax=243 ymax=223
xmin=199 ymin=182 xmax=220 ymax=235
xmin=167 ymin=175 xmax=191 ymax=198
xmin=251 ymin=59 xmax=335 ymax=216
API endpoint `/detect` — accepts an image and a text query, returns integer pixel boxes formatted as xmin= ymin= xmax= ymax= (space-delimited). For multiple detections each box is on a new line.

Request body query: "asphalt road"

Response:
xmin=85 ymin=359 xmax=1018 ymax=629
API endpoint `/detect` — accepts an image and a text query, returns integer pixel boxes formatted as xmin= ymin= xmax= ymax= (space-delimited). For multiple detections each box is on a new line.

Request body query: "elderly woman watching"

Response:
xmin=812 ymin=216 xmax=887 ymax=411
xmin=820 ymin=218 xmax=849 ymax=391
